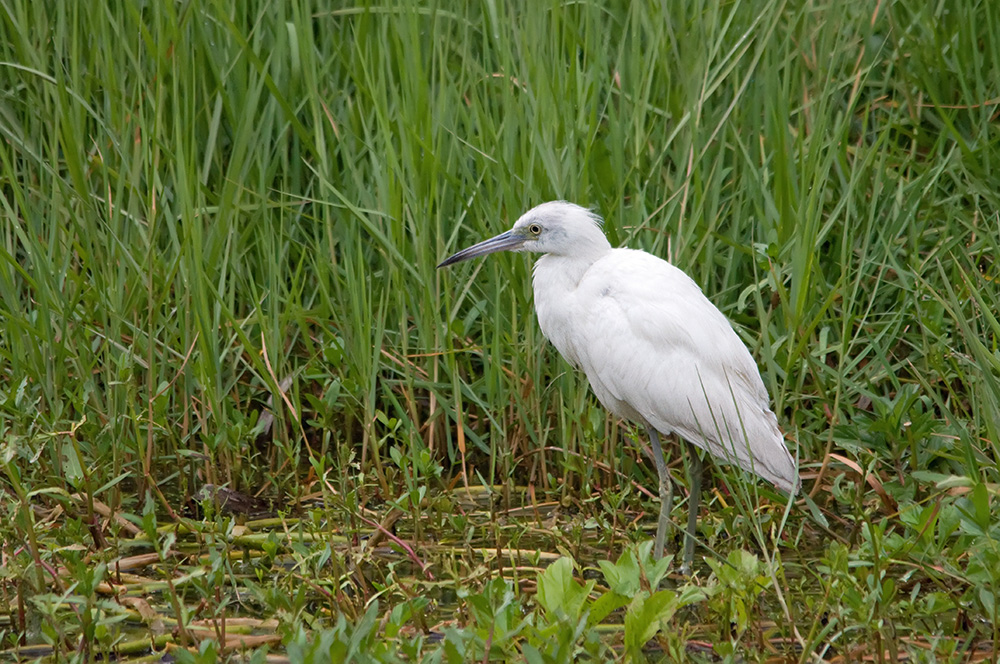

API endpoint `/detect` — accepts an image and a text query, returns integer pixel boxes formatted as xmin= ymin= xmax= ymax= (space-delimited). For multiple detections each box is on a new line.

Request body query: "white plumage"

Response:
xmin=440 ymin=201 xmax=799 ymax=565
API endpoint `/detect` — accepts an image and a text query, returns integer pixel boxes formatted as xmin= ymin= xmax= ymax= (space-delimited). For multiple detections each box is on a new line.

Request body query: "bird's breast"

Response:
xmin=531 ymin=256 xmax=591 ymax=367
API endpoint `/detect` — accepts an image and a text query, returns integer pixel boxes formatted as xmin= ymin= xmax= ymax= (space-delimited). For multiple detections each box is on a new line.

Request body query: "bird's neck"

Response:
xmin=534 ymin=232 xmax=611 ymax=282
xmin=532 ymin=248 xmax=606 ymax=291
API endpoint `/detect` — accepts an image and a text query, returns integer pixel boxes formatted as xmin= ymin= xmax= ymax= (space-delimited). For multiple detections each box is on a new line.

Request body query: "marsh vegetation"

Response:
xmin=1 ymin=0 xmax=998 ymax=661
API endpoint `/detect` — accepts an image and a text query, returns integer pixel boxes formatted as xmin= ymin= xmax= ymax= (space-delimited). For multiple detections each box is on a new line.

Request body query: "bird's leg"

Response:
xmin=647 ymin=427 xmax=672 ymax=560
xmin=680 ymin=440 xmax=704 ymax=574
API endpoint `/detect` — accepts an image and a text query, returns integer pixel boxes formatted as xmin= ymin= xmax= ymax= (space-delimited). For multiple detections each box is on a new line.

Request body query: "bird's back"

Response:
xmin=533 ymin=247 xmax=799 ymax=494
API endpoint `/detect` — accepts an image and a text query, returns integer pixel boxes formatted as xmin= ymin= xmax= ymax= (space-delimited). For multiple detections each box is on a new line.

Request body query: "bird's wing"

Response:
xmin=570 ymin=249 xmax=798 ymax=492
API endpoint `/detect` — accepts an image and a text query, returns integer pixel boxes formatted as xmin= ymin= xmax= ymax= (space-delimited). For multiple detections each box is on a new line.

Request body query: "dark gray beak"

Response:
xmin=437 ymin=230 xmax=526 ymax=268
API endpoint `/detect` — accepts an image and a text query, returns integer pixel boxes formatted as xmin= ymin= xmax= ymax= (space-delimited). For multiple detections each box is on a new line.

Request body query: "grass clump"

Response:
xmin=1 ymin=0 xmax=999 ymax=661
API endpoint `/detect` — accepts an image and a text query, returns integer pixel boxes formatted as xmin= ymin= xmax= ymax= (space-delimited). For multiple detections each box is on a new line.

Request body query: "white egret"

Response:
xmin=439 ymin=201 xmax=799 ymax=568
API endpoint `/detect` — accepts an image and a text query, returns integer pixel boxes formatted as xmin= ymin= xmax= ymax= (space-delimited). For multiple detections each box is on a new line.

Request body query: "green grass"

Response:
xmin=1 ymin=0 xmax=999 ymax=661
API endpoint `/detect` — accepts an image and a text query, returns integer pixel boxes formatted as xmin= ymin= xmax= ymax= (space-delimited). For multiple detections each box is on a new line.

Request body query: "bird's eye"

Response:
xmin=528 ymin=223 xmax=542 ymax=235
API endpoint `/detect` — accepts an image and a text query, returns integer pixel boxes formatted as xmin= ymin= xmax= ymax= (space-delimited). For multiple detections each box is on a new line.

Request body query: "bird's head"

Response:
xmin=438 ymin=201 xmax=610 ymax=268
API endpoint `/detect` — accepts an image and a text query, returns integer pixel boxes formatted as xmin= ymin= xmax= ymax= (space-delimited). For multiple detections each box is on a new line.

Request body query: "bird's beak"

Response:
xmin=437 ymin=230 xmax=526 ymax=268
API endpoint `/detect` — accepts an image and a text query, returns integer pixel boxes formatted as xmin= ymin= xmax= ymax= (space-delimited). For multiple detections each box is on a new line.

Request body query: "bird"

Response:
xmin=438 ymin=201 xmax=799 ymax=569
